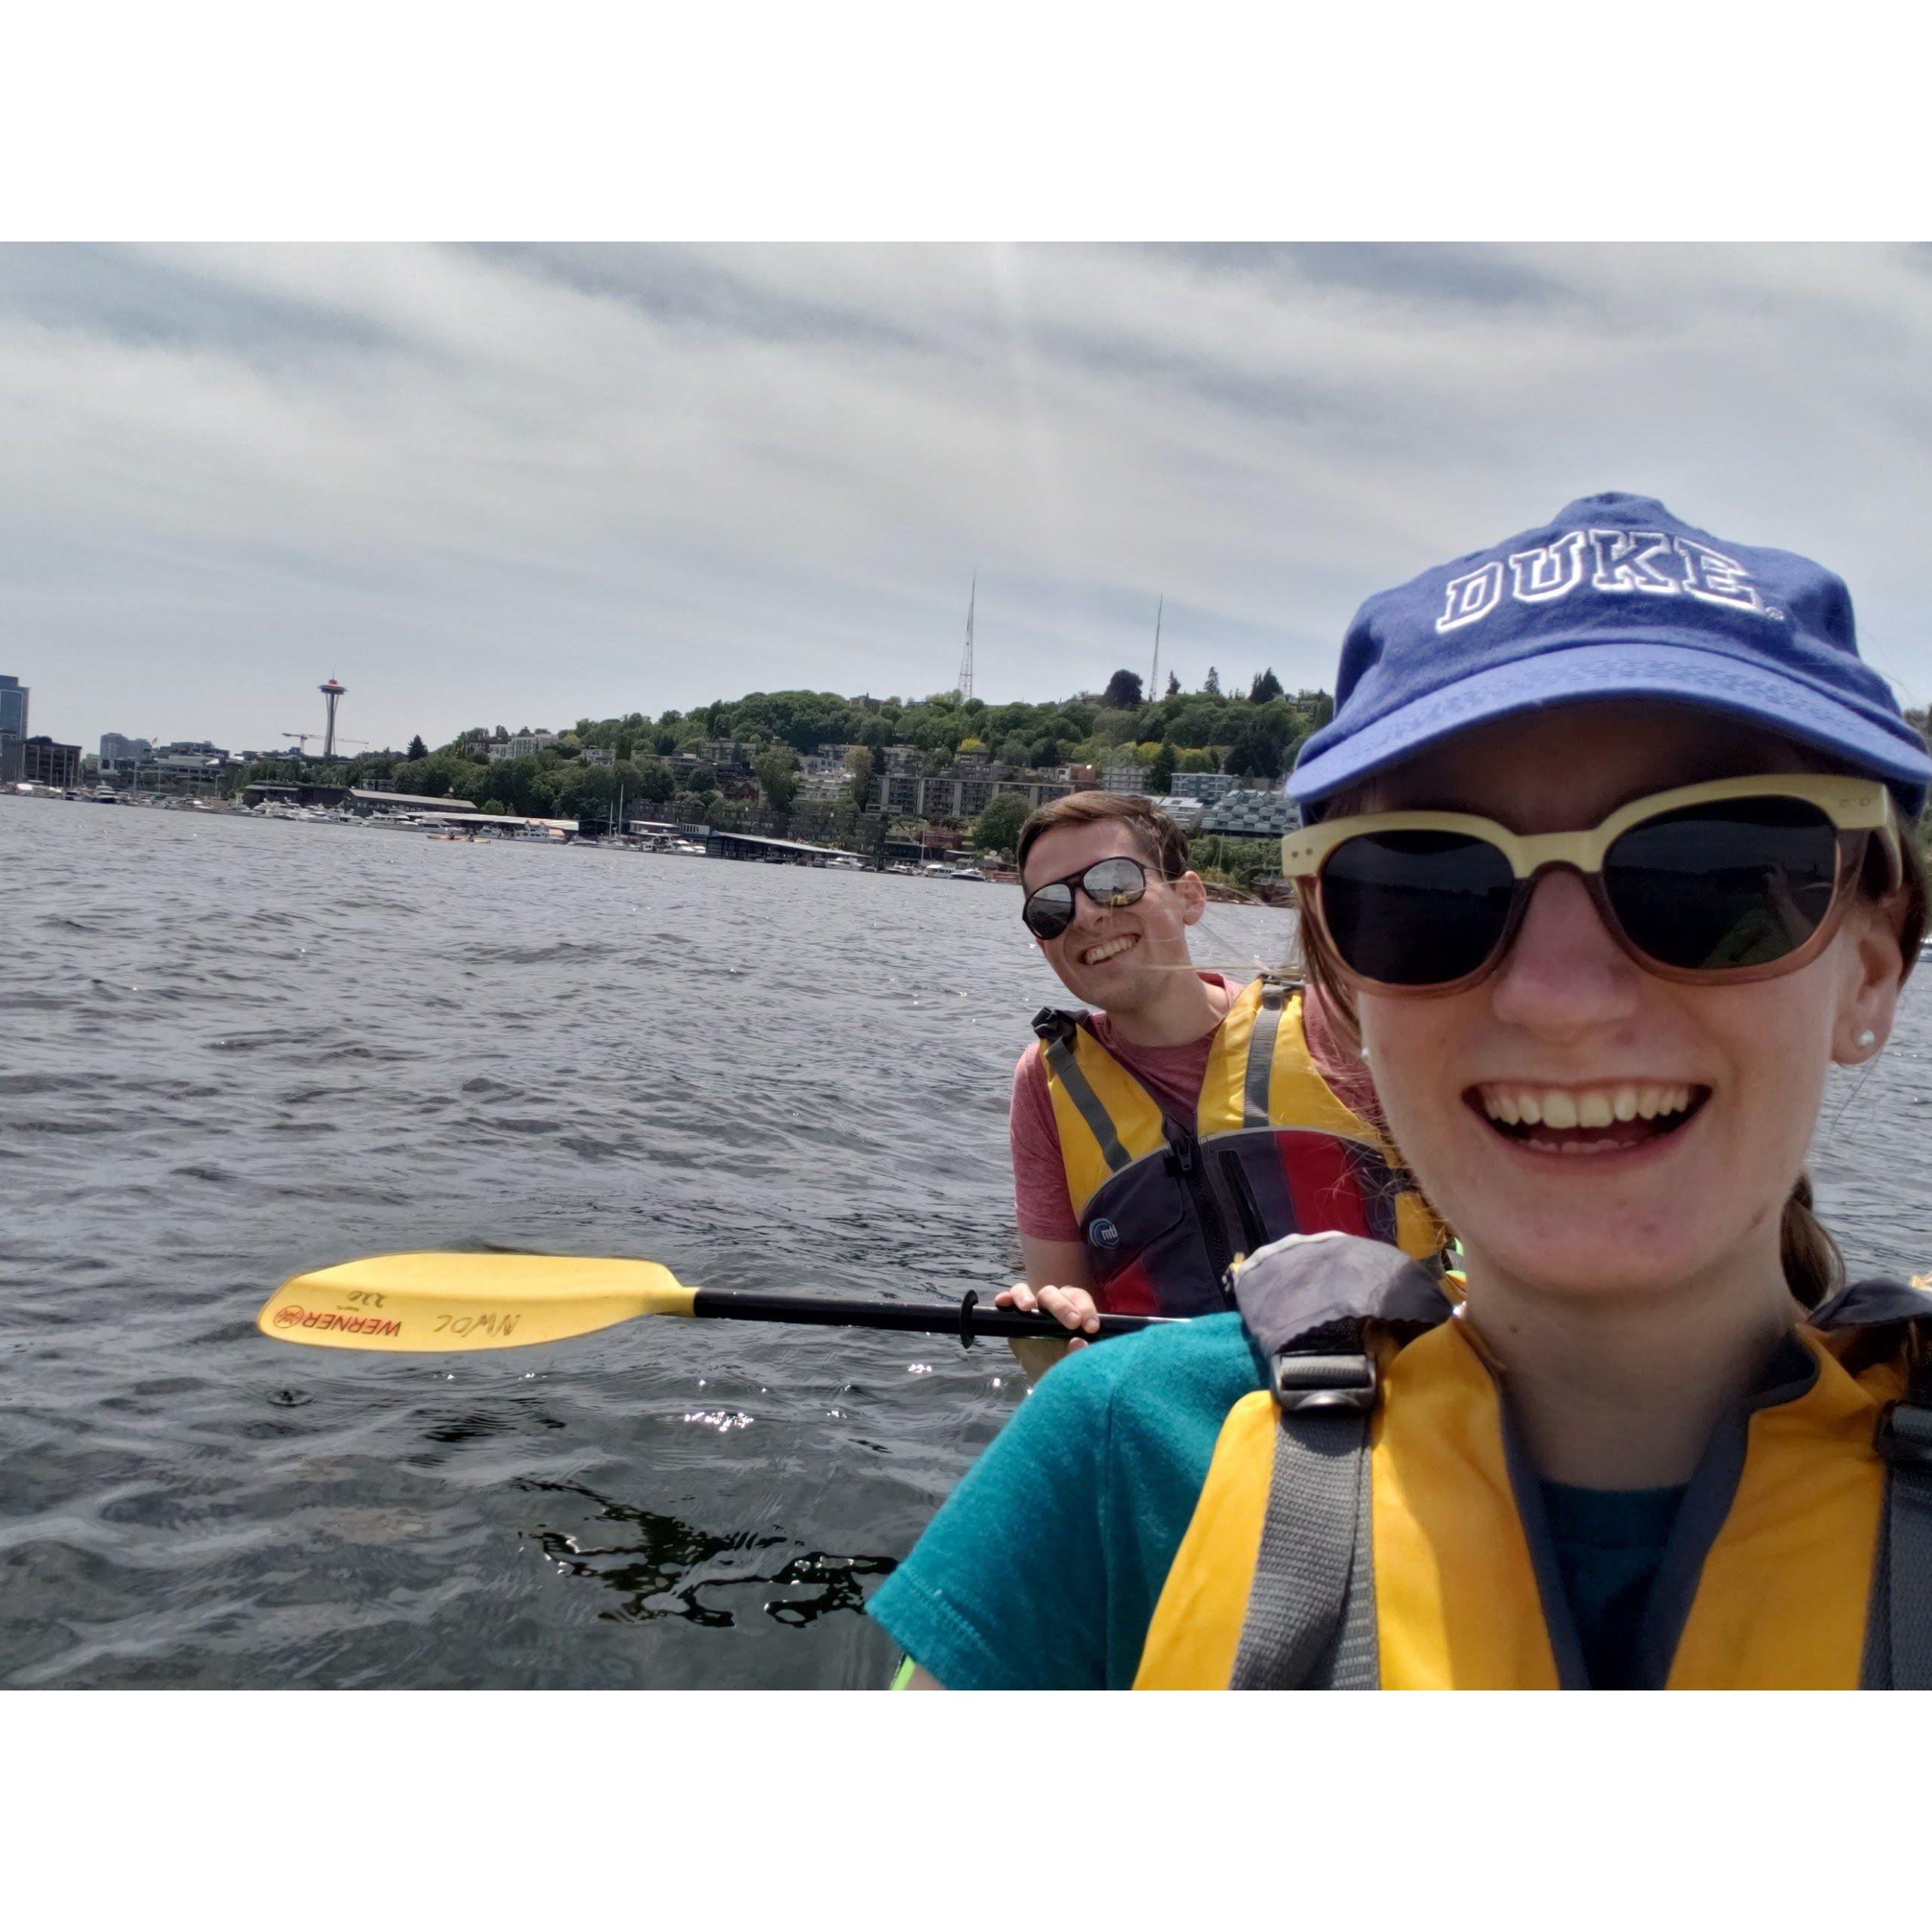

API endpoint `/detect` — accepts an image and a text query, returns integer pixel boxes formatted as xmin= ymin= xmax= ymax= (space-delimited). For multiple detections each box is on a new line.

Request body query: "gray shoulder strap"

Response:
xmin=1868 ymin=1371 xmax=1932 ymax=1689
xmin=1229 ymin=1350 xmax=1380 ymax=1689
xmin=1241 ymin=976 xmax=1288 ymax=1129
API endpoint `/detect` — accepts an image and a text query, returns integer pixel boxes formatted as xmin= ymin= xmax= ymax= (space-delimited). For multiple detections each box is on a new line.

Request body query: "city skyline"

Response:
xmin=7 ymin=243 xmax=1932 ymax=751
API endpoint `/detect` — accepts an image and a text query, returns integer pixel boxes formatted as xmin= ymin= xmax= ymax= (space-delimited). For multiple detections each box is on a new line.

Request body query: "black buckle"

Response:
xmin=1875 ymin=1399 xmax=1932 ymax=1467
xmin=1271 ymin=1351 xmax=1377 ymax=1414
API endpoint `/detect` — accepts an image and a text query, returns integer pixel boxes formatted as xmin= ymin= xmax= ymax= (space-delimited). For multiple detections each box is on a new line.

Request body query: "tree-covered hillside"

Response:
xmin=224 ymin=674 xmax=1335 ymax=834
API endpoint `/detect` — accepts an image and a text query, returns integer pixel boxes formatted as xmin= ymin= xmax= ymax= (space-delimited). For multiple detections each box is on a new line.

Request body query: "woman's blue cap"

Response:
xmin=1289 ymin=493 xmax=1930 ymax=820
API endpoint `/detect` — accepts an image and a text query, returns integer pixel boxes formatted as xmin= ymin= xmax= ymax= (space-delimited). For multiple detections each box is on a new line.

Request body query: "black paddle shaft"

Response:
xmin=688 ymin=1287 xmax=1172 ymax=1347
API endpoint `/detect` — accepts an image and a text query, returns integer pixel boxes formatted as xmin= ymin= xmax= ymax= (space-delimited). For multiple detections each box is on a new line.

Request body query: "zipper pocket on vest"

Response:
xmin=1217 ymin=1147 xmax=1270 ymax=1257
xmin=1165 ymin=1121 xmax=1235 ymax=1292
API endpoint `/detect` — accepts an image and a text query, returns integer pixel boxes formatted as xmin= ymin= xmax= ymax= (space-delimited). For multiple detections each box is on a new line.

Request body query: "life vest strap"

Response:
xmin=1869 ymin=1373 xmax=1932 ymax=1688
xmin=1241 ymin=977 xmax=1288 ymax=1129
xmin=1229 ymin=1343 xmax=1380 ymax=1689
xmin=1033 ymin=1008 xmax=1134 ymax=1177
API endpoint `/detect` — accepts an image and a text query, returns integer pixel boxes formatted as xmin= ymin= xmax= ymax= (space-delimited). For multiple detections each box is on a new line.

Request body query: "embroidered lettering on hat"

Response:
xmin=1291 ymin=491 xmax=1932 ymax=820
xmin=1438 ymin=531 xmax=1783 ymax=634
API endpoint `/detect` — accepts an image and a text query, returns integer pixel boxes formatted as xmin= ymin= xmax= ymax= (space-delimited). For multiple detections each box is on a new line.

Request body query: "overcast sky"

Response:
xmin=5 ymin=242 xmax=1930 ymax=755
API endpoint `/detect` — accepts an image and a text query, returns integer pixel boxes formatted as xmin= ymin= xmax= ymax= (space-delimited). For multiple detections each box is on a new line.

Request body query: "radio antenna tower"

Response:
xmin=957 ymin=571 xmax=976 ymax=701
xmin=1149 ymin=595 xmax=1163 ymax=697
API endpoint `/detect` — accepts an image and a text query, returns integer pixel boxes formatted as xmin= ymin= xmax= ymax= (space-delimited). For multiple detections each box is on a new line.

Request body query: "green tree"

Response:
xmin=1249 ymin=669 xmax=1284 ymax=704
xmin=1165 ymin=672 xmax=1181 ymax=698
xmin=406 ymin=734 xmax=429 ymax=761
xmin=844 ymin=745 xmax=875 ymax=801
xmin=1102 ymin=669 xmax=1144 ymax=709
xmin=755 ymin=749 xmax=800 ymax=814
xmin=1202 ymin=667 xmax=1222 ymax=697
xmin=481 ymin=798 xmax=508 ymax=816
xmin=1147 ymin=743 xmax=1177 ymax=794
xmin=974 ymin=789 xmax=1032 ymax=859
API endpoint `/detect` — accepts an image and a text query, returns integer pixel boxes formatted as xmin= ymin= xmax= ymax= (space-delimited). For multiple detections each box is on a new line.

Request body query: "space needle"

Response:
xmin=319 ymin=678 xmax=347 ymax=758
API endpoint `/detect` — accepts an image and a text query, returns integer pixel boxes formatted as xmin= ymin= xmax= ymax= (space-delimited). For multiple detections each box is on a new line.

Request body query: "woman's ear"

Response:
xmin=1833 ymin=897 xmax=1906 ymax=1063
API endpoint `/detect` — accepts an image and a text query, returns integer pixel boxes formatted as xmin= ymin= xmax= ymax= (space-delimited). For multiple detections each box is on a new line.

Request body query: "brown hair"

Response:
xmin=1015 ymin=790 xmax=1192 ymax=885
xmin=1294 ymin=805 xmax=1929 ymax=1309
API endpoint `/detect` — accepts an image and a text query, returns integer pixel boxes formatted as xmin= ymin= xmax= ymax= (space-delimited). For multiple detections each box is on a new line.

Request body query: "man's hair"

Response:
xmin=1015 ymin=790 xmax=1192 ymax=883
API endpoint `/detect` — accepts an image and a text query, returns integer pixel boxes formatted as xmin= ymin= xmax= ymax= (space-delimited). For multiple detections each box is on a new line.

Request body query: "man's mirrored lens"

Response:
xmin=1083 ymin=858 xmax=1149 ymax=906
xmin=1023 ymin=884 xmax=1076 ymax=939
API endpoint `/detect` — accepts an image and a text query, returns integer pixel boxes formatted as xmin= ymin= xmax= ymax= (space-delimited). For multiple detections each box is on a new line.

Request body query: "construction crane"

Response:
xmin=282 ymin=731 xmax=369 ymax=754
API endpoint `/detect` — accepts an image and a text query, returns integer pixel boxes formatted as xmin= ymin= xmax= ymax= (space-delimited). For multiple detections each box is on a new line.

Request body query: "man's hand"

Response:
xmin=995 ymin=1280 xmax=1101 ymax=1346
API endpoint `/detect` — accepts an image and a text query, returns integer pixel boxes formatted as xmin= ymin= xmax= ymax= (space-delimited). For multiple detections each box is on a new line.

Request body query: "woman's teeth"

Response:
xmin=1479 ymin=1084 xmax=1697 ymax=1130
xmin=1081 ymin=935 xmax=1138 ymax=966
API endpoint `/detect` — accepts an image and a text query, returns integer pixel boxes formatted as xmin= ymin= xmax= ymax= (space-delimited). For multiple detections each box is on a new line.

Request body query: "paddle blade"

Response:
xmin=257 ymin=1252 xmax=697 ymax=1353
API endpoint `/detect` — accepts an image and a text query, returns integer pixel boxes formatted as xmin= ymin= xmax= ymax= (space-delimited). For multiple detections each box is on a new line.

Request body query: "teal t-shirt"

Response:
xmin=1540 ymin=1480 xmax=1686 ymax=1690
xmin=869 ymin=1313 xmax=1690 ymax=1690
xmin=868 ymin=1314 xmax=1265 ymax=1690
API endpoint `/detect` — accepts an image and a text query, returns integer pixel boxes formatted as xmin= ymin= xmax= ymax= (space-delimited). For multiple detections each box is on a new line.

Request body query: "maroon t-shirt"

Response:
xmin=1009 ymin=974 xmax=1377 ymax=1241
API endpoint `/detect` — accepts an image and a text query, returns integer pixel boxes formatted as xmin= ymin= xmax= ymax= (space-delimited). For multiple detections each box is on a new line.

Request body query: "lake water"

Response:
xmin=2 ymin=798 xmax=1927 ymax=1687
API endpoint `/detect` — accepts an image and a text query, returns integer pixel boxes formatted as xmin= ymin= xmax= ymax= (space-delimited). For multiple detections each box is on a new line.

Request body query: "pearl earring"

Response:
xmin=1857 ymin=1029 xmax=1878 ymax=1052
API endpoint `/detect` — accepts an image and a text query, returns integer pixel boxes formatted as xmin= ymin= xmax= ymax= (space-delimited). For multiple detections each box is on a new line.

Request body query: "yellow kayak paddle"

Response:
xmin=257 ymin=1251 xmax=1173 ymax=1355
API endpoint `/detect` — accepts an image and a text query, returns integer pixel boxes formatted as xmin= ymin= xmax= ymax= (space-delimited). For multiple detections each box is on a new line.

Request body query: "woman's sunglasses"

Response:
xmin=1281 ymin=774 xmax=1902 ymax=995
xmin=1020 ymin=856 xmax=1164 ymax=941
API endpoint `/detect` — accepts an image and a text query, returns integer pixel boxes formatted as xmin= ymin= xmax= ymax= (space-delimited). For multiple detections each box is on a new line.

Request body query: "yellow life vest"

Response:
xmin=1033 ymin=979 xmax=1447 ymax=1317
xmin=1134 ymin=1238 xmax=1932 ymax=1689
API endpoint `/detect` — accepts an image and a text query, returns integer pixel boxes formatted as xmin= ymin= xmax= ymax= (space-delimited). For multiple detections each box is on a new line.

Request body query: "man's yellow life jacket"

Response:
xmin=1033 ymin=979 xmax=1447 ymax=1317
xmin=1133 ymin=1234 xmax=1932 ymax=1690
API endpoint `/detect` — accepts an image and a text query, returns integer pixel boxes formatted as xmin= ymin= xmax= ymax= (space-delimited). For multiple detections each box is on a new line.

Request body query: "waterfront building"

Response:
xmin=240 ymin=781 xmax=482 ymax=814
xmin=0 ymin=675 xmax=28 ymax=745
xmin=1199 ymin=789 xmax=1301 ymax=836
xmin=1170 ymin=771 xmax=1239 ymax=802
xmin=495 ymin=731 xmax=559 ymax=760
xmin=869 ymin=763 xmax=1073 ymax=823
xmin=1146 ymin=795 xmax=1206 ymax=833
xmin=1101 ymin=762 xmax=1148 ymax=796
xmin=152 ymin=740 xmax=231 ymax=776
xmin=796 ymin=768 xmax=854 ymax=801
xmin=581 ymin=747 xmax=614 ymax=767
xmin=15 ymin=736 xmax=82 ymax=789
xmin=100 ymin=733 xmax=153 ymax=771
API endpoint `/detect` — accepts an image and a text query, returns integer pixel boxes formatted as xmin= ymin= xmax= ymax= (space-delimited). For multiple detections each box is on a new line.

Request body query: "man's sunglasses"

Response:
xmin=1281 ymin=774 xmax=1902 ymax=995
xmin=1020 ymin=856 xmax=1168 ymax=941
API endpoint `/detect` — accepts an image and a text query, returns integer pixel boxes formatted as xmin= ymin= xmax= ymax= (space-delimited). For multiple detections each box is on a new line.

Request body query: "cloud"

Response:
xmin=2 ymin=242 xmax=1927 ymax=748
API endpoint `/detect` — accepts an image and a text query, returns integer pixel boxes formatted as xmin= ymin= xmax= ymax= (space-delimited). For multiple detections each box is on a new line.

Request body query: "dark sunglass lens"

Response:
xmin=1083 ymin=858 xmax=1147 ymax=906
xmin=1606 ymin=799 xmax=1840 ymax=971
xmin=1023 ymin=884 xmax=1076 ymax=939
xmin=1320 ymin=832 xmax=1515 ymax=986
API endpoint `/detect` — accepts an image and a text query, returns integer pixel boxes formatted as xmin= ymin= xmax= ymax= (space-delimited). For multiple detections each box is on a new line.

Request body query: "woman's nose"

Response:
xmin=1487 ymin=867 xmax=1643 ymax=1033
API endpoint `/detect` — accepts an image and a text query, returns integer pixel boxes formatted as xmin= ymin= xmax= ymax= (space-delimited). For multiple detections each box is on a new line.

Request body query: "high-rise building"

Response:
xmin=0 ymin=675 xmax=26 ymax=744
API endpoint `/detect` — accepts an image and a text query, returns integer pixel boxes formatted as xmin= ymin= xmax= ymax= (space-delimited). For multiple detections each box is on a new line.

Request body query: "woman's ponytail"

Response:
xmin=1780 ymin=1171 xmax=1844 ymax=1309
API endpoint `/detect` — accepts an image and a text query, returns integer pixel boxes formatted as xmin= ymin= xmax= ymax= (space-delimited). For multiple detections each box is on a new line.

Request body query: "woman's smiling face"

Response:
xmin=1352 ymin=703 xmax=1906 ymax=1303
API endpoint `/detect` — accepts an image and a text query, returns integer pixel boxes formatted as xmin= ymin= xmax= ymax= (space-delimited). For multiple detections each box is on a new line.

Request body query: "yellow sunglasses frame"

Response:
xmin=1281 ymin=773 xmax=1903 ymax=995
